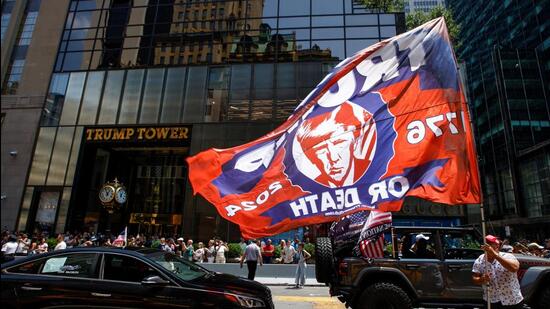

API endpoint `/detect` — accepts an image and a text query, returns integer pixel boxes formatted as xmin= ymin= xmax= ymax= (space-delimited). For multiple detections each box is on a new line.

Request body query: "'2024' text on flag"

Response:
xmin=186 ymin=18 xmax=481 ymax=239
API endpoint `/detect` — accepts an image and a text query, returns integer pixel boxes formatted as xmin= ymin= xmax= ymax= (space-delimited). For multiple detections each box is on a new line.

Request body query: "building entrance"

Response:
xmin=67 ymin=126 xmax=191 ymax=237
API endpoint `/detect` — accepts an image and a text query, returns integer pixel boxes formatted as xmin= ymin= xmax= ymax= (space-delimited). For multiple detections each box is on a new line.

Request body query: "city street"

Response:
xmin=270 ymin=286 xmax=345 ymax=309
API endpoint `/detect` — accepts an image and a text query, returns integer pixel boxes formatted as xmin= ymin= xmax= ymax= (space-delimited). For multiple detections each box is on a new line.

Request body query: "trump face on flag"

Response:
xmin=294 ymin=102 xmax=376 ymax=188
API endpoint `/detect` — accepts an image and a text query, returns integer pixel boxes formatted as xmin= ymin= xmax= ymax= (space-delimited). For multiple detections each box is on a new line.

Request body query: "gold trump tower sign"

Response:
xmin=85 ymin=126 xmax=191 ymax=143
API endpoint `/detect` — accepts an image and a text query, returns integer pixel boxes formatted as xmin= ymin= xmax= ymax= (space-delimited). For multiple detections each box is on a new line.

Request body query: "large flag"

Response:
xmin=187 ymin=17 xmax=481 ymax=238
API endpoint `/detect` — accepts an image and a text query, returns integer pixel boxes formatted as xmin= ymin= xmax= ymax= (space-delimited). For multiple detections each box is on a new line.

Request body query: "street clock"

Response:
xmin=99 ymin=178 xmax=126 ymax=213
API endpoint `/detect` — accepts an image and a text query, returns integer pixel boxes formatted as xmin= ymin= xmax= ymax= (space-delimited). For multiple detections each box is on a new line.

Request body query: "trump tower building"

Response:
xmin=5 ymin=0 xmax=466 ymax=241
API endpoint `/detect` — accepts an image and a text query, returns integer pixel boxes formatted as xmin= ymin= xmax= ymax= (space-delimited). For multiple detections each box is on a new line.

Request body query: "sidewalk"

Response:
xmin=200 ymin=263 xmax=324 ymax=286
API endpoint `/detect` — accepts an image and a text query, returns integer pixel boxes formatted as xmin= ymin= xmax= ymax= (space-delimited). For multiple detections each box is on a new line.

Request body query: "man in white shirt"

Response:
xmin=240 ymin=239 xmax=263 ymax=280
xmin=283 ymin=240 xmax=296 ymax=264
xmin=54 ymin=234 xmax=67 ymax=251
xmin=472 ymin=235 xmax=524 ymax=309
xmin=1 ymin=235 xmax=18 ymax=255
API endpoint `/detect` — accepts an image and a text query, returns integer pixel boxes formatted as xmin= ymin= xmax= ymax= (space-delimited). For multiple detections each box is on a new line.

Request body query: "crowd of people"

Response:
xmin=0 ymin=230 xmax=314 ymax=265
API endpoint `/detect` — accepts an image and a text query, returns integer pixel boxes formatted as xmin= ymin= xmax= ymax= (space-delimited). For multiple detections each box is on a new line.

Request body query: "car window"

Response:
xmin=40 ymin=253 xmax=100 ymax=278
xmin=396 ymin=231 xmax=438 ymax=259
xmin=441 ymin=231 xmax=482 ymax=260
xmin=7 ymin=259 xmax=44 ymax=274
xmin=149 ymin=252 xmax=208 ymax=281
xmin=103 ymin=254 xmax=162 ymax=283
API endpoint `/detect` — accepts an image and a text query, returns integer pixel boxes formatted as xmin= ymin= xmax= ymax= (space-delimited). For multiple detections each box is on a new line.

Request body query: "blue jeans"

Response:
xmin=295 ymin=262 xmax=306 ymax=286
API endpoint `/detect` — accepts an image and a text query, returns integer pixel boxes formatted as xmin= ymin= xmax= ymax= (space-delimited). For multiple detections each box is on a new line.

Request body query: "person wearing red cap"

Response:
xmin=472 ymin=235 xmax=524 ymax=308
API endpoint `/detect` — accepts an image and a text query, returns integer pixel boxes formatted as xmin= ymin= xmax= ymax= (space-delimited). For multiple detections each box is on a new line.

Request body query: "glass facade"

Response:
xmin=1 ymin=0 xmax=41 ymax=94
xmin=1 ymin=0 xmax=16 ymax=42
xmin=55 ymin=0 xmax=404 ymax=71
xmin=449 ymin=0 xmax=550 ymax=235
xmin=21 ymin=0 xmax=407 ymax=239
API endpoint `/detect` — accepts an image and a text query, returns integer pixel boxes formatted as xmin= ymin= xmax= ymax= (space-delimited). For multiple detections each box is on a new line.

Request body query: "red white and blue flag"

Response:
xmin=186 ymin=18 xmax=481 ymax=238
xmin=112 ymin=227 xmax=127 ymax=247
xmin=356 ymin=211 xmax=392 ymax=258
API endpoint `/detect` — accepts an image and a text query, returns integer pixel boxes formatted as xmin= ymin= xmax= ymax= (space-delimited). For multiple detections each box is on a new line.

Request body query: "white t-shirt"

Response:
xmin=215 ymin=246 xmax=227 ymax=261
xmin=283 ymin=245 xmax=296 ymax=264
xmin=2 ymin=242 xmax=18 ymax=255
xmin=472 ymin=253 xmax=523 ymax=305
xmin=54 ymin=241 xmax=67 ymax=251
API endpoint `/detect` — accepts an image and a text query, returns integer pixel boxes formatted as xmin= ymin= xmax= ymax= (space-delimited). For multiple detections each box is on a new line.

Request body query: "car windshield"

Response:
xmin=148 ymin=252 xmax=210 ymax=281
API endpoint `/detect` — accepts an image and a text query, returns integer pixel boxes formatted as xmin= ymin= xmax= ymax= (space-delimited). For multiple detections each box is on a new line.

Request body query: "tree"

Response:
xmin=361 ymin=0 xmax=404 ymax=12
xmin=406 ymin=6 xmax=461 ymax=51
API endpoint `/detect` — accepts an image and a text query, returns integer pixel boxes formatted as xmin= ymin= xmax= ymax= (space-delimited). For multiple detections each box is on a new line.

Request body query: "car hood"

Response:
xmin=197 ymin=272 xmax=270 ymax=297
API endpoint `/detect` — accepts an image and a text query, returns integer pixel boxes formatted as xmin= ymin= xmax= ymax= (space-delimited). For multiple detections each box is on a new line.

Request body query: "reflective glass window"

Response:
xmin=228 ymin=64 xmax=252 ymax=120
xmin=16 ymin=187 xmax=34 ymax=231
xmin=42 ymin=74 xmax=70 ymax=126
xmin=98 ymin=70 xmax=124 ymax=124
xmin=118 ymin=69 xmax=145 ymax=124
xmin=313 ymin=0 xmax=343 ymax=15
xmin=312 ymin=28 xmax=344 ymax=40
xmin=47 ymin=127 xmax=75 ymax=185
xmin=346 ymin=26 xmax=379 ymax=39
xmin=312 ymin=16 xmax=343 ymax=27
xmin=161 ymin=67 xmax=186 ymax=123
xmin=182 ymin=66 xmax=207 ymax=122
xmin=311 ymin=40 xmax=344 ymax=60
xmin=65 ymin=127 xmax=83 ymax=186
xmin=62 ymin=51 xmax=92 ymax=71
xmin=380 ymin=26 xmax=396 ymax=38
xmin=139 ymin=68 xmax=165 ymax=124
xmin=379 ymin=14 xmax=395 ymax=25
xmin=279 ymin=0 xmax=310 ymax=17
xmin=279 ymin=17 xmax=309 ymax=28
xmin=79 ymin=71 xmax=105 ymax=125
xmin=60 ymin=72 xmax=86 ymax=125
xmin=206 ymin=66 xmax=230 ymax=122
xmin=55 ymin=188 xmax=72 ymax=234
xmin=28 ymin=128 xmax=56 ymax=186
xmin=345 ymin=14 xmax=378 ymax=26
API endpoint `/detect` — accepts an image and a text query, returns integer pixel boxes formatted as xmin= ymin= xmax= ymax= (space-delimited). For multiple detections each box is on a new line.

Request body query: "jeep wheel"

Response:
xmin=315 ymin=237 xmax=334 ymax=283
xmin=355 ymin=282 xmax=412 ymax=309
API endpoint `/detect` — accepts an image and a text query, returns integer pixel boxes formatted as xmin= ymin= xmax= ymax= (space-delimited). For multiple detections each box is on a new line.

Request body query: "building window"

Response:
xmin=1 ymin=0 xmax=16 ymax=42
xmin=2 ymin=0 xmax=41 ymax=94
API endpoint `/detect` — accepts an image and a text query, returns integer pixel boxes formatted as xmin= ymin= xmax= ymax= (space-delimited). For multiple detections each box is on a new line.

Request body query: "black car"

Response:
xmin=1 ymin=247 xmax=273 ymax=309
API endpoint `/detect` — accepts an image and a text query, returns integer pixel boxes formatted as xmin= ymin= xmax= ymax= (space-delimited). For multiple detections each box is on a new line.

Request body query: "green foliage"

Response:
xmin=406 ymin=6 xmax=461 ymax=51
xmin=304 ymin=243 xmax=315 ymax=260
xmin=47 ymin=238 xmax=57 ymax=251
xmin=273 ymin=246 xmax=281 ymax=259
xmin=150 ymin=239 xmax=160 ymax=249
xmin=227 ymin=243 xmax=243 ymax=259
xmin=361 ymin=0 xmax=405 ymax=12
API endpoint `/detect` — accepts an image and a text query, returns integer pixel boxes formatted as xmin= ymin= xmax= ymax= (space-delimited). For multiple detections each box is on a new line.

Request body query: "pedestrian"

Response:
xmin=54 ymin=233 xmax=67 ymax=251
xmin=239 ymin=238 xmax=247 ymax=257
xmin=185 ymin=239 xmax=194 ymax=261
xmin=1 ymin=235 xmax=18 ymax=255
xmin=16 ymin=233 xmax=30 ymax=256
xmin=240 ymin=239 xmax=263 ymax=280
xmin=193 ymin=242 xmax=205 ymax=263
xmin=215 ymin=240 xmax=228 ymax=263
xmin=294 ymin=243 xmax=311 ymax=288
xmin=36 ymin=237 xmax=48 ymax=254
xmin=206 ymin=239 xmax=215 ymax=263
xmin=283 ymin=240 xmax=296 ymax=264
xmin=278 ymin=240 xmax=286 ymax=263
xmin=472 ymin=235 xmax=524 ymax=309
xmin=262 ymin=239 xmax=274 ymax=264
xmin=176 ymin=237 xmax=185 ymax=256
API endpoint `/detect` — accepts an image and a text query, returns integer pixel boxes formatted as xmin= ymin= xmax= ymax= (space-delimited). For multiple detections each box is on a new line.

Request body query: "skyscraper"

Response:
xmin=448 ymin=0 xmax=550 ymax=239
xmin=1 ymin=0 xmax=70 ymax=231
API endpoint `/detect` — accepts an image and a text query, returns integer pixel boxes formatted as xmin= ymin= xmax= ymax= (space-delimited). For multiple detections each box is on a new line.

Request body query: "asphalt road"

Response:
xmin=270 ymin=285 xmax=346 ymax=309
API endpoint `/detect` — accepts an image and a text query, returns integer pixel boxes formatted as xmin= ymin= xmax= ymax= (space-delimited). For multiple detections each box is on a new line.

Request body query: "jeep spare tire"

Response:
xmin=315 ymin=237 xmax=334 ymax=283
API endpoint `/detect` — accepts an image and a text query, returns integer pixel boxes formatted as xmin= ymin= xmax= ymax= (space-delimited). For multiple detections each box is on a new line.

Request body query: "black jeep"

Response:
xmin=316 ymin=226 xmax=550 ymax=309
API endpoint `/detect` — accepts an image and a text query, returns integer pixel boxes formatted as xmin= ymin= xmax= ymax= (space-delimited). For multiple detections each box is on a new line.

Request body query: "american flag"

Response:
xmin=356 ymin=211 xmax=392 ymax=258
xmin=112 ymin=226 xmax=127 ymax=247
xmin=330 ymin=211 xmax=370 ymax=246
